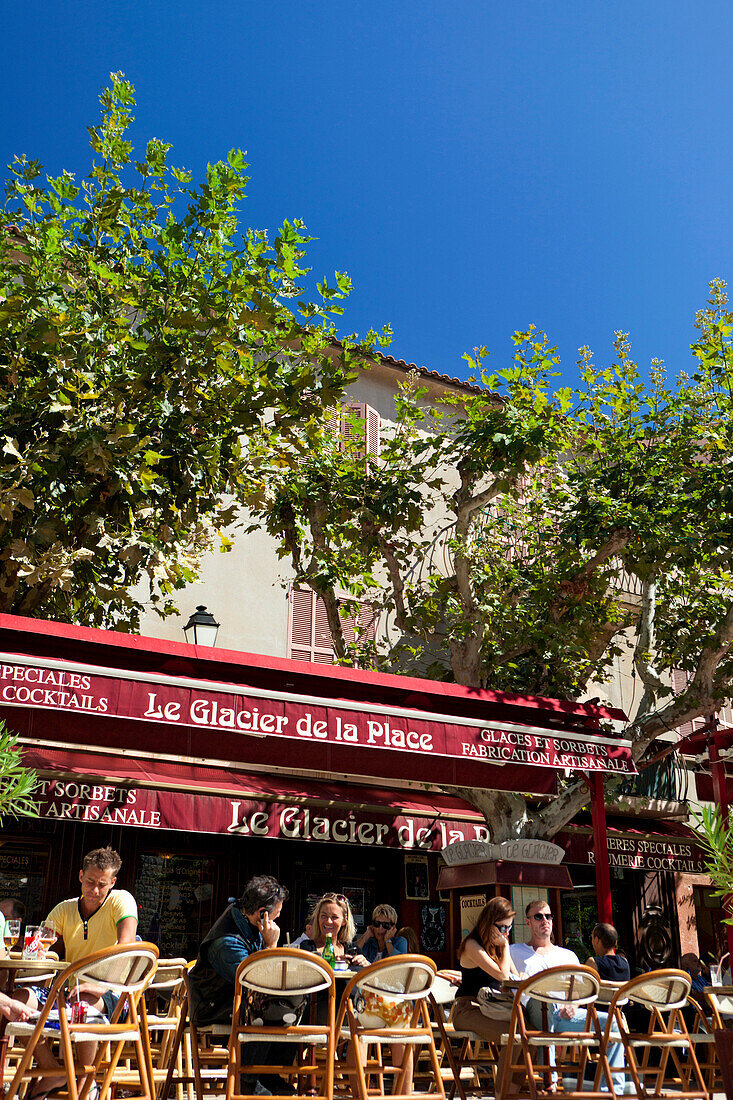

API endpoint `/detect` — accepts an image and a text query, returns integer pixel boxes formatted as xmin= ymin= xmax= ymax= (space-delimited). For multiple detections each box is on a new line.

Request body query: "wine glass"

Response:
xmin=3 ymin=919 xmax=20 ymax=952
xmin=38 ymin=924 xmax=57 ymax=958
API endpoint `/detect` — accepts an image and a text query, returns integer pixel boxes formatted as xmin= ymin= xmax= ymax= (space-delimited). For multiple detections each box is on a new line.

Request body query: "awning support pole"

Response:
xmin=708 ymin=717 xmax=733 ymax=966
xmin=588 ymin=771 xmax=613 ymax=923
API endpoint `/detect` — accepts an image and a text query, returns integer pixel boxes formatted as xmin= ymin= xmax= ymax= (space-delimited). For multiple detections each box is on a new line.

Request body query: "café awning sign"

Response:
xmin=0 ymin=653 xmax=635 ymax=777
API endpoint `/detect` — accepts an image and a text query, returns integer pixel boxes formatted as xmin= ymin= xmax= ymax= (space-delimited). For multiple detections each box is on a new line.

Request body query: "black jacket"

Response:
xmin=188 ymin=905 xmax=264 ymax=1026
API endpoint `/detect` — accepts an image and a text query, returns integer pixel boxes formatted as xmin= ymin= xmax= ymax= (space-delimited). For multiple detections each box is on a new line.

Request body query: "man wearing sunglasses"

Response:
xmin=355 ymin=903 xmax=408 ymax=963
xmin=510 ymin=900 xmax=579 ymax=983
xmin=510 ymin=900 xmax=625 ymax=1091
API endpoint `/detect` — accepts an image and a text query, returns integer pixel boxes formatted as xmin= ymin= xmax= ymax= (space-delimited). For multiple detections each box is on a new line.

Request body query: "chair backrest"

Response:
xmin=430 ymin=974 xmax=459 ymax=1006
xmin=517 ymin=964 xmax=600 ymax=1008
xmin=235 ymin=947 xmax=334 ymax=997
xmin=611 ymin=969 xmax=691 ymax=1013
xmin=54 ymin=942 xmax=159 ymax=996
xmin=353 ymin=954 xmax=437 ymax=1003
xmin=596 ymin=980 xmax=629 ymax=1006
xmin=706 ymin=986 xmax=733 ymax=1025
xmin=149 ymin=957 xmax=188 ymax=992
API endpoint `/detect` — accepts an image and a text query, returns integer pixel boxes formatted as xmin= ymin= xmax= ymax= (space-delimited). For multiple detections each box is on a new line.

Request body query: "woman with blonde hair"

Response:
xmin=300 ymin=893 xmax=368 ymax=966
xmin=355 ymin=903 xmax=408 ymax=963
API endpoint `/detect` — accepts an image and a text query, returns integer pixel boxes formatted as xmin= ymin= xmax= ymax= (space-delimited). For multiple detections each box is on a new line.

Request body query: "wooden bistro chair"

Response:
xmin=160 ymin=964 xmax=230 ymax=1100
xmin=6 ymin=941 xmax=159 ymax=1100
xmin=427 ymin=974 xmax=500 ymax=1100
xmin=226 ymin=947 xmax=336 ymax=1100
xmin=706 ymin=984 xmax=733 ymax=1100
xmin=496 ymin=964 xmax=605 ymax=1100
xmin=335 ymin=954 xmax=445 ymax=1100
xmin=592 ymin=969 xmax=708 ymax=1100
xmin=114 ymin=957 xmax=189 ymax=1100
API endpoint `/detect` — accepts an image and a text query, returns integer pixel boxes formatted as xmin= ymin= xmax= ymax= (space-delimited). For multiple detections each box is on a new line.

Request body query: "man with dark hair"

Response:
xmin=0 ymin=898 xmax=25 ymax=922
xmin=189 ymin=875 xmax=292 ymax=1096
xmin=586 ymin=923 xmax=631 ymax=982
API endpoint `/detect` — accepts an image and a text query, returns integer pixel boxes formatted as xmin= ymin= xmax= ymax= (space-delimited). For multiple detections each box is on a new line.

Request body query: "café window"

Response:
xmin=0 ymin=846 xmax=49 ymax=924
xmin=134 ymin=852 xmax=216 ymax=959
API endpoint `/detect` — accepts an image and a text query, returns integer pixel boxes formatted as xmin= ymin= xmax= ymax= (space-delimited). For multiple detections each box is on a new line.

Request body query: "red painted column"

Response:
xmin=589 ymin=771 xmax=613 ymax=923
xmin=708 ymin=722 xmax=733 ymax=965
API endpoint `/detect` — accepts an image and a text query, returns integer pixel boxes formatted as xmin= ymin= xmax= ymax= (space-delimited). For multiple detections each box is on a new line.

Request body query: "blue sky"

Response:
xmin=3 ymin=1 xmax=732 ymax=383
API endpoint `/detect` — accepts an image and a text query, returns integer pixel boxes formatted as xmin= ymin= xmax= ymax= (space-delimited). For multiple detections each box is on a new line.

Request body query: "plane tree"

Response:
xmin=246 ymin=281 xmax=733 ymax=839
xmin=0 ymin=74 xmax=387 ymax=629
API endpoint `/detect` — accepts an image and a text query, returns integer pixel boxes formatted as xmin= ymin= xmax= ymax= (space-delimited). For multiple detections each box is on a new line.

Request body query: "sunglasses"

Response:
xmin=322 ymin=893 xmax=348 ymax=905
xmin=531 ymin=912 xmax=553 ymax=922
xmin=495 ymin=924 xmax=513 ymax=935
xmin=374 ymin=920 xmax=394 ymax=930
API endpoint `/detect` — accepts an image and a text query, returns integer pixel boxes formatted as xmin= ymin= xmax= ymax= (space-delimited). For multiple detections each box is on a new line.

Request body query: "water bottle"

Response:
xmin=323 ymin=933 xmax=336 ymax=969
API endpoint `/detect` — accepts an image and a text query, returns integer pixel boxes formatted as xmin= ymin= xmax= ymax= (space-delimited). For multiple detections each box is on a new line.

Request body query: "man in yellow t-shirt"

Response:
xmin=45 ymin=853 xmax=138 ymax=968
xmin=24 ymin=846 xmax=138 ymax=1012
xmin=19 ymin=847 xmax=138 ymax=1097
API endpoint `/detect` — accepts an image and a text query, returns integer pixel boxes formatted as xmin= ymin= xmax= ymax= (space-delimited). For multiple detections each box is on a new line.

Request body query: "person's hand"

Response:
xmin=384 ymin=923 xmax=396 ymax=942
xmin=68 ymin=982 xmax=101 ymax=1001
xmin=259 ymin=910 xmax=280 ymax=948
xmin=351 ymin=953 xmax=369 ymax=968
xmin=2 ymin=997 xmax=31 ymax=1022
xmin=558 ymin=1005 xmax=576 ymax=1019
xmin=489 ymin=926 xmax=509 ymax=951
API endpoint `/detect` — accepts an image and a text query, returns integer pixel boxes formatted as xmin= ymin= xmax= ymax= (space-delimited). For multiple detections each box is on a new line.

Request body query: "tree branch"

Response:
xmin=633 ymin=571 xmax=666 ymax=693
xmin=374 ymin=531 xmax=408 ymax=632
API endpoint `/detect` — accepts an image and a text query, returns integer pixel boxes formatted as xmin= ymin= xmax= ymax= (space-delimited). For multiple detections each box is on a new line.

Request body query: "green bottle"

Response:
xmin=323 ymin=932 xmax=336 ymax=968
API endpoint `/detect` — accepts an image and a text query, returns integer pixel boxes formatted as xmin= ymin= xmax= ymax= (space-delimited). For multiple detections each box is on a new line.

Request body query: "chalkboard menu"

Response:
xmin=134 ymin=852 xmax=215 ymax=959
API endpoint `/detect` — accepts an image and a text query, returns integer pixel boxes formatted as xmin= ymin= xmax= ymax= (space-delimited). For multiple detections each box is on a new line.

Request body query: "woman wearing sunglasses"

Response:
xmin=453 ymin=896 xmax=518 ymax=1077
xmin=355 ymin=904 xmax=408 ymax=963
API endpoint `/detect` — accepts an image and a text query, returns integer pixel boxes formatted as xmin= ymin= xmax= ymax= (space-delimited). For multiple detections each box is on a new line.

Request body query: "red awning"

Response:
xmin=22 ymin=744 xmax=490 ymax=852
xmin=0 ymin=613 xmax=633 ymax=796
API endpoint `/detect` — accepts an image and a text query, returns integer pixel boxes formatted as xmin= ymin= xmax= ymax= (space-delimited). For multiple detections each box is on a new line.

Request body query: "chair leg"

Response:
xmin=161 ymin=1010 xmax=188 ymax=1100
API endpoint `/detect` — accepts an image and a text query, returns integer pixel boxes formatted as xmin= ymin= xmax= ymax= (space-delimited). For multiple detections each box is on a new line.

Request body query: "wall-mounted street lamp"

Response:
xmin=183 ymin=605 xmax=220 ymax=647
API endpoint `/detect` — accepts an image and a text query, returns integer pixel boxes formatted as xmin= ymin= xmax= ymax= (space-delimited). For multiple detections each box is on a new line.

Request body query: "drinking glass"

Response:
xmin=38 ymin=924 xmax=57 ymax=958
xmin=22 ymin=925 xmax=41 ymax=960
xmin=3 ymin=919 xmax=20 ymax=952
xmin=711 ymin=963 xmax=723 ymax=987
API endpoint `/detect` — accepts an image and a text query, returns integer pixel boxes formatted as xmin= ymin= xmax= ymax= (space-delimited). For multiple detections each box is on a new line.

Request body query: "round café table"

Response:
xmin=0 ymin=954 xmax=67 ymax=1079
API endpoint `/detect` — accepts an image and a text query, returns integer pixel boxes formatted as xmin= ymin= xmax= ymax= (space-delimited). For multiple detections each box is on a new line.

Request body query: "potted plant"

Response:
xmin=691 ymin=806 xmax=733 ymax=1098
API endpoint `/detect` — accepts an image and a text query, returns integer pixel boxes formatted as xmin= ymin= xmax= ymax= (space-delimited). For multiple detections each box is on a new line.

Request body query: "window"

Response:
xmin=670 ymin=669 xmax=732 ymax=739
xmin=327 ymin=402 xmax=380 ymax=457
xmin=288 ymin=587 xmax=378 ymax=663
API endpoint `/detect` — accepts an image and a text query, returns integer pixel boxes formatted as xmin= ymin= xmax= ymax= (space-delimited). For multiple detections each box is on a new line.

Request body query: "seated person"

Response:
xmin=511 ymin=904 xmax=624 ymax=1094
xmin=453 ymin=896 xmax=517 ymax=1060
xmin=298 ymin=893 xmax=368 ymax=966
xmin=188 ymin=874 xmax=293 ymax=1097
xmin=680 ymin=952 xmax=708 ymax=993
xmin=397 ymin=926 xmax=420 ymax=954
xmin=585 ymin=922 xmax=631 ymax=982
xmin=355 ymin=905 xmax=408 ymax=963
xmin=16 ymin=846 xmax=138 ymax=1098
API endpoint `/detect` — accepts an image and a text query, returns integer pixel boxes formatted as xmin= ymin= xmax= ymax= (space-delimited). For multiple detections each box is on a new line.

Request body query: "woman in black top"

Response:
xmin=453 ymin=896 xmax=519 ymax=1085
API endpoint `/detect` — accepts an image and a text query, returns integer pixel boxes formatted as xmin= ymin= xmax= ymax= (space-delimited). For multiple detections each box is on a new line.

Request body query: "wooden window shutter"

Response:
xmin=671 ymin=668 xmax=710 ymax=739
xmin=288 ymin=587 xmax=378 ymax=663
xmin=342 ymin=402 xmax=380 ymax=457
xmin=288 ymin=587 xmax=334 ymax=664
